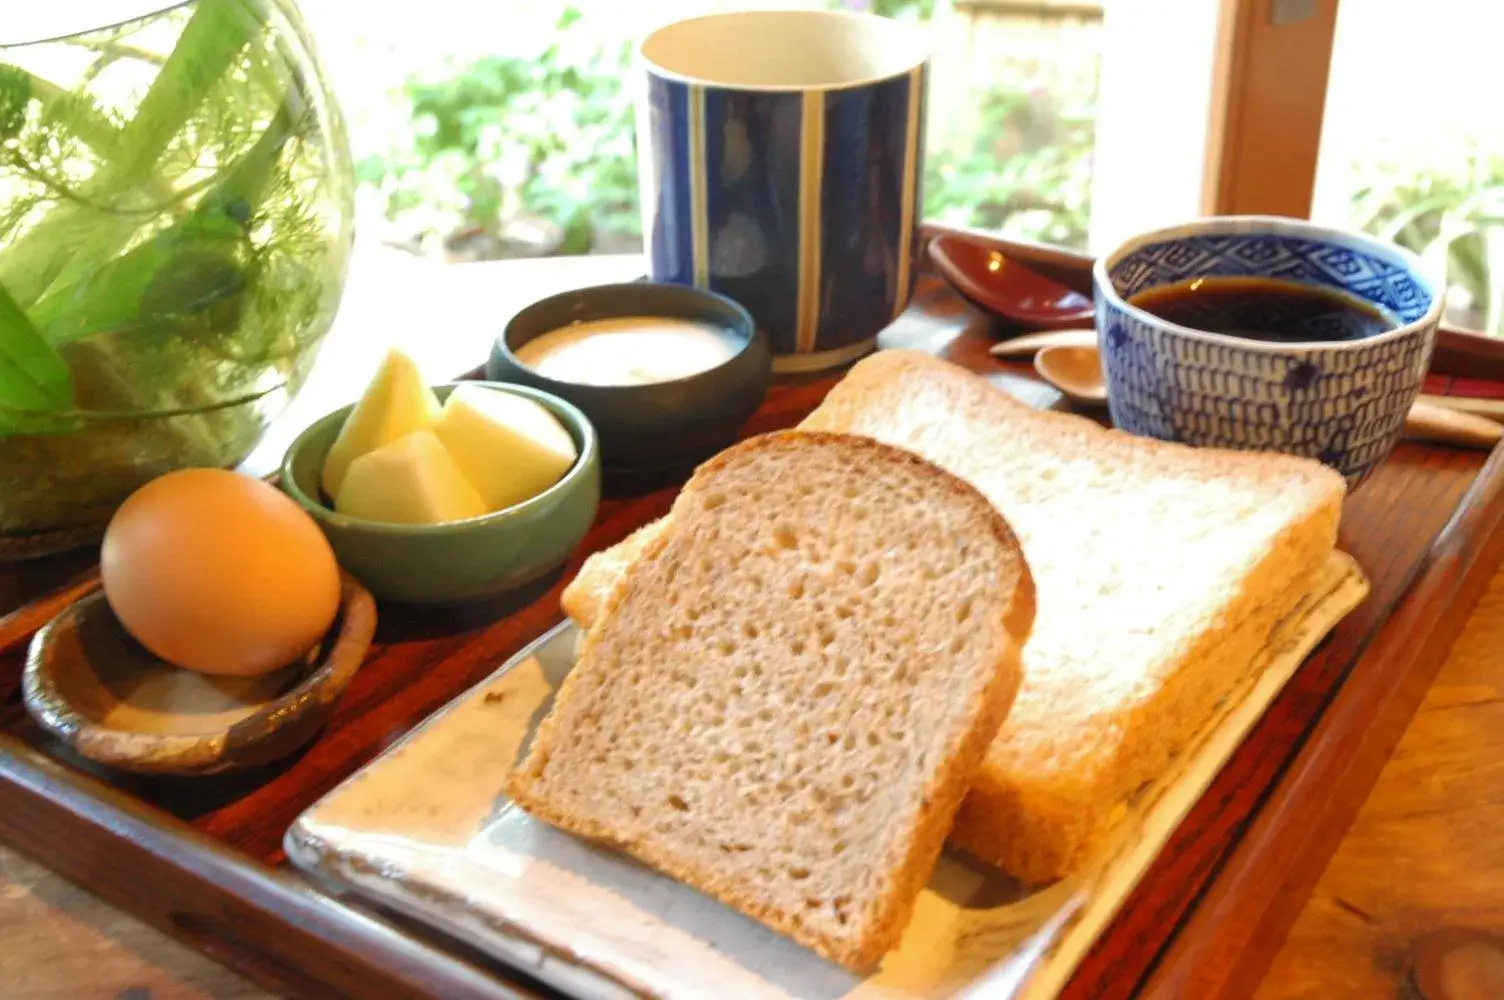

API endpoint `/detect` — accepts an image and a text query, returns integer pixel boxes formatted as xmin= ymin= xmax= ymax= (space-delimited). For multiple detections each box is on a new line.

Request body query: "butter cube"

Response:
xmin=321 ymin=348 xmax=441 ymax=499
xmin=334 ymin=430 xmax=488 ymax=525
xmin=433 ymin=385 xmax=578 ymax=512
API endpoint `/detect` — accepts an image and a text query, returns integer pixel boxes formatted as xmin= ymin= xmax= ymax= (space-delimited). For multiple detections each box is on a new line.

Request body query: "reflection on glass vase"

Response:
xmin=0 ymin=0 xmax=355 ymax=558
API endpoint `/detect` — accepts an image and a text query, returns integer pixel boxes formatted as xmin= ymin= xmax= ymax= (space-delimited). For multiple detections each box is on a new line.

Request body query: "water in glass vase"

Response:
xmin=0 ymin=0 xmax=354 ymax=555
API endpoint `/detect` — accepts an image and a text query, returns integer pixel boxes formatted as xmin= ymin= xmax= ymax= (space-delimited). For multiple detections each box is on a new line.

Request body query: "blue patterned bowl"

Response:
xmin=1093 ymin=216 xmax=1445 ymax=489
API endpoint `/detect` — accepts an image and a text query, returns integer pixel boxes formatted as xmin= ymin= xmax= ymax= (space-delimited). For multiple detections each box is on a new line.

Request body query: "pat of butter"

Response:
xmin=433 ymin=385 xmax=578 ymax=512
xmin=335 ymin=430 xmax=488 ymax=525
xmin=321 ymin=348 xmax=441 ymax=499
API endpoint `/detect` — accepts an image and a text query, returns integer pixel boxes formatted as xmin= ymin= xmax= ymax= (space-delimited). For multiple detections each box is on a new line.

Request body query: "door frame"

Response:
xmin=1201 ymin=0 xmax=1342 ymax=217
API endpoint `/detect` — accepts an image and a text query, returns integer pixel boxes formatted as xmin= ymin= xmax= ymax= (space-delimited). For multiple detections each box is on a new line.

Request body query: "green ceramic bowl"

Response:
xmin=280 ymin=382 xmax=600 ymax=606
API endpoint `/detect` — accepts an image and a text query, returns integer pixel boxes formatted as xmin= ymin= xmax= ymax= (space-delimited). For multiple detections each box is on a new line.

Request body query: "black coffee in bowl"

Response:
xmin=1127 ymin=276 xmax=1399 ymax=343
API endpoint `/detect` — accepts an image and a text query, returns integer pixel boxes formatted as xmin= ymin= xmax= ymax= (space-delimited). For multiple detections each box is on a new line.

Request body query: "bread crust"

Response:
xmin=948 ymin=536 xmax=1334 ymax=880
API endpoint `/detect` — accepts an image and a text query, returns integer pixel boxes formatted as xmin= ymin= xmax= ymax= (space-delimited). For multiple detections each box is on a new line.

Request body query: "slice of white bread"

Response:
xmin=560 ymin=350 xmax=1345 ymax=884
xmin=508 ymin=431 xmax=1037 ymax=969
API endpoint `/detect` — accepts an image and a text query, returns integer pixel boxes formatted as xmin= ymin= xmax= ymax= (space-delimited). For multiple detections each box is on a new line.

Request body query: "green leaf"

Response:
xmin=31 ymin=191 xmax=250 ymax=346
xmin=0 ymin=63 xmax=30 ymax=138
xmin=0 ymin=283 xmax=72 ymax=413
xmin=27 ymin=99 xmax=291 ymax=346
xmin=1376 ymin=195 xmax=1453 ymax=246
xmin=0 ymin=0 xmax=265 ymax=309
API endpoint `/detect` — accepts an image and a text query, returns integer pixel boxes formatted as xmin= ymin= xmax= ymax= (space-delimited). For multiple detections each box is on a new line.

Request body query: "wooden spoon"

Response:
xmin=1403 ymin=401 xmax=1504 ymax=449
xmin=1032 ymin=345 xmax=1106 ymax=406
xmin=1031 ymin=344 xmax=1503 ymax=451
xmin=989 ymin=328 xmax=1098 ymax=358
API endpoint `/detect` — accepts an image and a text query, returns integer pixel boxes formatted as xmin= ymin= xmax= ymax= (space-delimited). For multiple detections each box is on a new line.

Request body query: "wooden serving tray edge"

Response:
xmin=5 ymin=457 xmax=1498 ymax=1000
xmin=1141 ymin=444 xmax=1504 ymax=999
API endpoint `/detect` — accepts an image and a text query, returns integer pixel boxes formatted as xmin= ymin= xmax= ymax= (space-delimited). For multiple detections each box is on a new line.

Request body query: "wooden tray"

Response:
xmin=4 ymin=233 xmax=1504 ymax=1000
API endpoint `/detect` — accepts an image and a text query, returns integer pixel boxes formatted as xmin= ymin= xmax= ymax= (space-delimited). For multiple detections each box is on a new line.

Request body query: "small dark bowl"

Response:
xmin=487 ymin=282 xmax=771 ymax=473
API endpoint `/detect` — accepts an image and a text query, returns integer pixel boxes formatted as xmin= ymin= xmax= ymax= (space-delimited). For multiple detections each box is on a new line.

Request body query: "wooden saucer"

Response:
xmin=22 ymin=573 xmax=376 ymax=776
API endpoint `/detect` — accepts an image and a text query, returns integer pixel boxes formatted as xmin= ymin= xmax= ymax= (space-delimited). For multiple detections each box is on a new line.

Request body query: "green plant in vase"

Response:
xmin=1348 ymin=147 xmax=1504 ymax=338
xmin=0 ymin=0 xmax=353 ymax=553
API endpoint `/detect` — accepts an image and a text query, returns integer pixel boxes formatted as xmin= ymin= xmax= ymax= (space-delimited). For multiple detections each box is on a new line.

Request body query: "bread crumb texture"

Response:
xmin=509 ymin=431 xmax=1035 ymax=969
xmin=563 ymin=350 xmax=1344 ymax=885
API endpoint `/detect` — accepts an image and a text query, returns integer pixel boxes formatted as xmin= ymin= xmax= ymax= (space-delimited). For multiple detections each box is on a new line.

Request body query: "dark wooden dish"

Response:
xmin=23 ymin=574 xmax=377 ymax=776
xmin=3 ymin=231 xmax=1503 ymax=1000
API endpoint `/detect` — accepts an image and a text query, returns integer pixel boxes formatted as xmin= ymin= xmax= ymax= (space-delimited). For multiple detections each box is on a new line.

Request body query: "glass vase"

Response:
xmin=0 ymin=0 xmax=354 ymax=557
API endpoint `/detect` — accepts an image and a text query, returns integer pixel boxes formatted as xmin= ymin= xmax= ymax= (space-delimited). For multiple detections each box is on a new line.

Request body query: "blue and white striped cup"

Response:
xmin=636 ymin=11 xmax=929 ymax=372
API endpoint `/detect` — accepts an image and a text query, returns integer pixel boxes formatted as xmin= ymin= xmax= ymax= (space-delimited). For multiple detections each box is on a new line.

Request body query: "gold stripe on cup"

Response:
xmin=795 ymin=90 xmax=825 ymax=355
xmin=687 ymin=84 xmax=709 ymax=289
xmin=893 ymin=64 xmax=924 ymax=320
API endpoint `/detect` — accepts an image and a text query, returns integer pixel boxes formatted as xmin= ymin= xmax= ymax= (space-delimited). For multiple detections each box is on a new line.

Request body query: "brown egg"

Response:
xmin=101 ymin=468 xmax=342 ymax=677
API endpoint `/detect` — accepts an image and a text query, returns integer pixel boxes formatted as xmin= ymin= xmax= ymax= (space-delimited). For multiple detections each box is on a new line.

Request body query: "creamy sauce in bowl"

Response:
xmin=513 ymin=317 xmax=736 ymax=386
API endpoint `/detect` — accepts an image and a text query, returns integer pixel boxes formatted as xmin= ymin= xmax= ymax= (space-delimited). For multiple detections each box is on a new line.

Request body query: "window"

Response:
xmin=300 ymin=0 xmax=1500 ymax=342
xmin=296 ymin=0 xmax=1104 ymax=259
xmin=1311 ymin=0 xmax=1504 ymax=337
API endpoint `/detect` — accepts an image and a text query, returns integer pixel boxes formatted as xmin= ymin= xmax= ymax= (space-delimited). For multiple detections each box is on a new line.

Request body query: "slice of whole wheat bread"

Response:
xmin=507 ymin=430 xmax=1036 ymax=969
xmin=559 ymin=350 xmax=1345 ymax=884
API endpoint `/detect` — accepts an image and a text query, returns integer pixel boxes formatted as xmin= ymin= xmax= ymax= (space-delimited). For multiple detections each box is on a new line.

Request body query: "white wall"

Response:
xmin=1310 ymin=0 xmax=1504 ymax=225
xmin=1086 ymin=0 xmax=1226 ymax=254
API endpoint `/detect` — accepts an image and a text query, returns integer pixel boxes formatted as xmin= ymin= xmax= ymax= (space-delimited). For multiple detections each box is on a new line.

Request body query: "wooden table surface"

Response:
xmin=4 ymin=247 xmax=1504 ymax=999
xmin=1255 ymin=566 xmax=1504 ymax=999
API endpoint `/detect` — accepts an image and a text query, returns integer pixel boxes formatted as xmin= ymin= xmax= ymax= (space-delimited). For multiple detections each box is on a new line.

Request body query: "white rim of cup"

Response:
xmin=636 ymin=9 xmax=931 ymax=93
xmin=1092 ymin=215 xmax=1447 ymax=353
